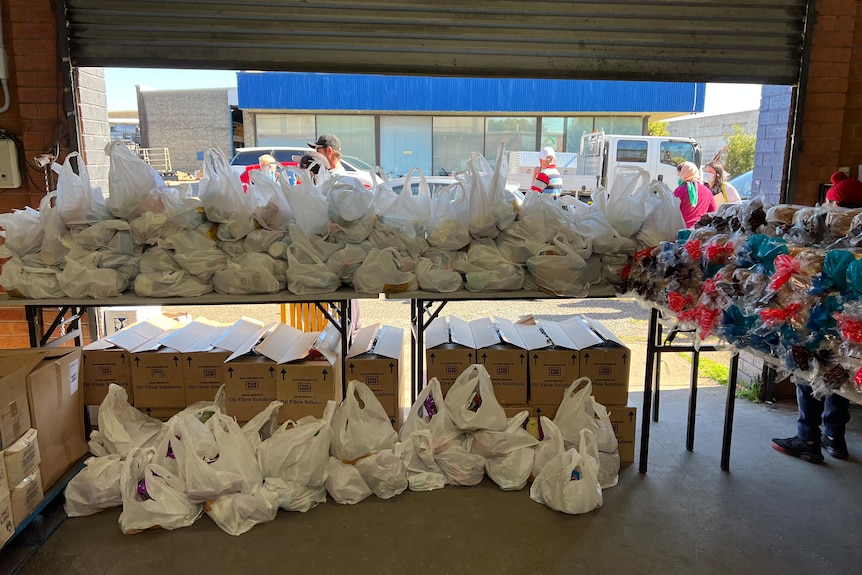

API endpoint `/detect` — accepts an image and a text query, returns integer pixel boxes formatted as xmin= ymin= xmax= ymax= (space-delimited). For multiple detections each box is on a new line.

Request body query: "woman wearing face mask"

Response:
xmin=674 ymin=161 xmax=716 ymax=228
xmin=703 ymin=162 xmax=741 ymax=207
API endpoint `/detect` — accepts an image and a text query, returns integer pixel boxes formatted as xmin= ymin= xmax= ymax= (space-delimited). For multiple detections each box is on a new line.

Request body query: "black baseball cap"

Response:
xmin=308 ymin=134 xmax=341 ymax=151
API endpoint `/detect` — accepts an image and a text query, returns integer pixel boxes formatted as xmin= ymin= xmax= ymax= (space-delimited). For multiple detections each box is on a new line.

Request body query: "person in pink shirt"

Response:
xmin=673 ymin=161 xmax=716 ymax=228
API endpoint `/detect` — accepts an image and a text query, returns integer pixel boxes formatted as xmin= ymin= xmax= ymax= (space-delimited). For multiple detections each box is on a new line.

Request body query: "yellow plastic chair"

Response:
xmin=282 ymin=303 xmax=330 ymax=332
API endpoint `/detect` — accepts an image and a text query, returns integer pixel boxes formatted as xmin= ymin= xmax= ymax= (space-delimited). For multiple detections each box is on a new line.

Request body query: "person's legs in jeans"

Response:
xmin=796 ymin=383 xmax=824 ymax=442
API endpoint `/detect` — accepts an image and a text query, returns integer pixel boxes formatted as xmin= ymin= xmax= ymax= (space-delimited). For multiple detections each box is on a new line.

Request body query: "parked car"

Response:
xmin=728 ymin=170 xmax=752 ymax=201
xmin=388 ymin=175 xmax=525 ymax=207
xmin=230 ymin=146 xmax=373 ymax=186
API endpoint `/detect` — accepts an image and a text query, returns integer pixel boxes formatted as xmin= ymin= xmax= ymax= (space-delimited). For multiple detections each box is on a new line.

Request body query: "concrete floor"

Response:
xmin=8 ymin=386 xmax=862 ymax=575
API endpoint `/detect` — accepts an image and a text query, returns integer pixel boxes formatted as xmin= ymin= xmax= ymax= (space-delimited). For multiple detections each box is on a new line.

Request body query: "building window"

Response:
xmin=432 ymin=116 xmax=484 ymax=176
xmin=595 ymin=116 xmax=644 ymax=136
xmin=380 ymin=116 xmax=432 ymax=177
xmin=540 ymin=117 xmax=565 ymax=151
xmin=485 ymin=117 xmax=537 ymax=164
xmin=566 ymin=117 xmax=595 ymax=153
xmin=317 ymin=115 xmax=376 ymax=167
xmin=255 ymin=114 xmax=315 ymax=147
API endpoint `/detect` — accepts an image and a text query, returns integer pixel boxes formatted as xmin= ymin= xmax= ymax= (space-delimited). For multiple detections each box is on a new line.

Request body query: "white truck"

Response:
xmin=508 ymin=131 xmax=702 ymax=197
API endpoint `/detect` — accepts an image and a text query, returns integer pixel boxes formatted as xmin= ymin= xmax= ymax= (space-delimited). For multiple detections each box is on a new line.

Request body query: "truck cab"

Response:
xmin=579 ymin=131 xmax=702 ymax=191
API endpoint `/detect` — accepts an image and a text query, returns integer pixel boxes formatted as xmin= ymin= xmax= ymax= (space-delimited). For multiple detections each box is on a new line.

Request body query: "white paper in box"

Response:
xmin=558 ymin=316 xmax=604 ymax=349
xmin=469 ymin=317 xmax=500 ymax=350
xmin=106 ymin=315 xmax=184 ymax=352
xmin=536 ymin=320 xmax=580 ymax=350
xmin=159 ymin=317 xmax=228 ymax=353
xmin=348 ymin=324 xmax=403 ymax=360
xmin=495 ymin=316 xmax=547 ymax=350
xmin=448 ymin=316 xmax=476 ymax=349
xmin=347 ymin=324 xmax=379 ymax=359
xmin=255 ymin=324 xmax=321 ymax=364
xmin=425 ymin=317 xmax=450 ymax=349
xmin=312 ymin=322 xmax=342 ymax=365
xmin=214 ymin=317 xmax=270 ymax=361
xmin=578 ymin=315 xmax=626 ymax=346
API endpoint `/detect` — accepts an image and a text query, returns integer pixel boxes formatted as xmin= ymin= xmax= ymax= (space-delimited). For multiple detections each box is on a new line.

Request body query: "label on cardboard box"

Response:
xmin=478 ymin=345 xmax=528 ymax=405
xmin=82 ymin=347 xmax=134 ymax=405
xmin=0 ymin=489 xmax=13 ymax=547
xmin=182 ymin=350 xmax=230 ymax=405
xmin=4 ymin=428 xmax=40 ymax=489
xmin=224 ymin=357 xmax=278 ymax=421
xmin=11 ymin=467 xmax=43 ymax=528
xmin=276 ymin=360 xmax=340 ymax=423
xmin=131 ymin=350 xmax=186 ymax=408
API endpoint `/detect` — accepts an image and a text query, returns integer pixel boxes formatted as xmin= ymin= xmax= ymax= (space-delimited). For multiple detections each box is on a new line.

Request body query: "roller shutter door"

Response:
xmin=65 ymin=0 xmax=808 ymax=84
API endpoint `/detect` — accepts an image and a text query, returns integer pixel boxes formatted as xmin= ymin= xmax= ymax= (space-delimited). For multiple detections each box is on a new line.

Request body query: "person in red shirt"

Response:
xmin=825 ymin=171 xmax=862 ymax=208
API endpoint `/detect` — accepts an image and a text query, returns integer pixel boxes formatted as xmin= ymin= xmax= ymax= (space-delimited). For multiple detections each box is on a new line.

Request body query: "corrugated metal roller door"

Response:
xmin=64 ymin=0 xmax=808 ymax=84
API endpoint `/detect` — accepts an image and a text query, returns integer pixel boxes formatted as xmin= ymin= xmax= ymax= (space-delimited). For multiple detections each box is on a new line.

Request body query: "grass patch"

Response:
xmin=678 ymin=354 xmax=762 ymax=402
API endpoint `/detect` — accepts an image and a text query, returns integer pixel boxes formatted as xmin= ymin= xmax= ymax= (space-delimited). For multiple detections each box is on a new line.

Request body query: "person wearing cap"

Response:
xmin=530 ymin=146 xmax=563 ymax=196
xmin=291 ymin=151 xmax=331 ymax=184
xmin=308 ymin=134 xmax=345 ymax=175
xmin=674 ymin=161 xmax=716 ymax=228
xmin=825 ymin=170 xmax=862 ymax=208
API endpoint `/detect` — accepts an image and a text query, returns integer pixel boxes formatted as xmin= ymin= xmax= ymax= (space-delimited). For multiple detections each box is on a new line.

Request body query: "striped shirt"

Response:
xmin=530 ymin=165 xmax=563 ymax=195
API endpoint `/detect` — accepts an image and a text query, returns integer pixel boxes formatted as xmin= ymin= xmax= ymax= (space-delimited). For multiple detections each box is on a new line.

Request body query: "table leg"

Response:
xmin=720 ymin=352 xmax=740 ymax=470
xmin=652 ymin=319 xmax=662 ymax=423
xmin=639 ymin=307 xmax=660 ymax=473
xmin=415 ymin=298 xmax=425 ymax=403
xmin=410 ymin=299 xmax=418 ymax=404
xmin=686 ymin=348 xmax=700 ymax=451
xmin=339 ymin=300 xmax=349 ymax=397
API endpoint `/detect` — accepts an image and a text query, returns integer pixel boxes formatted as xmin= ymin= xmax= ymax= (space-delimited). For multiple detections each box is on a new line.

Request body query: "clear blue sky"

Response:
xmin=104 ymin=68 xmax=761 ymax=116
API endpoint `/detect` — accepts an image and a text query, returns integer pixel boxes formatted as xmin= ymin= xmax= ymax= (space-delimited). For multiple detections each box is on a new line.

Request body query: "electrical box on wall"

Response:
xmin=0 ymin=138 xmax=22 ymax=188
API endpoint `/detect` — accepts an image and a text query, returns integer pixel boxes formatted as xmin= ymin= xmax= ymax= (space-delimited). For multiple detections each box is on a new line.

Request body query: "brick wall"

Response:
xmin=75 ymin=67 xmax=110 ymax=191
xmin=752 ymin=85 xmax=793 ymax=205
xmin=793 ymin=0 xmax=862 ymax=204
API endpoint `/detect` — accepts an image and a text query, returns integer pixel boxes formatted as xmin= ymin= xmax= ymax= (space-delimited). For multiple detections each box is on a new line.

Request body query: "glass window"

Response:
xmin=566 ymin=117 xmax=594 ymax=153
xmin=485 ymin=117 xmax=537 ymax=165
xmin=595 ymin=116 xmax=644 ymax=135
xmin=660 ymin=141 xmax=697 ymax=166
xmin=317 ymin=115 xmax=376 ymax=167
xmin=432 ymin=116 xmax=484 ymax=176
xmin=540 ymin=117 xmax=565 ymax=151
xmin=255 ymin=114 xmax=315 ymax=147
xmin=380 ymin=116 xmax=432 ymax=177
xmin=616 ymin=140 xmax=648 ymax=163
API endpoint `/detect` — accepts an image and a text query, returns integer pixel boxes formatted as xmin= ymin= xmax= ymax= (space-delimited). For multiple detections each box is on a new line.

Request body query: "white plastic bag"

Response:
xmin=637 ymin=179 xmax=685 ymax=249
xmin=205 ymin=485 xmax=281 ymax=536
xmin=118 ymin=447 xmax=203 ymax=533
xmin=0 ymin=206 xmax=43 ymax=257
xmin=134 ymin=271 xmax=213 ymax=297
xmin=434 ymin=442 xmax=485 ymax=486
xmin=55 ymin=152 xmax=110 ymax=226
xmin=352 ymin=247 xmax=418 ymax=293
xmin=286 ymin=242 xmax=341 ymax=295
xmin=39 ymin=191 xmax=69 ymax=265
xmin=326 ymin=243 xmax=370 ymax=283
xmin=96 ymin=384 xmax=164 ymax=457
xmin=198 ymin=148 xmax=256 ymax=227
xmin=326 ymin=175 xmax=376 ymax=243
xmin=257 ymin=402 xmax=335 ymax=513
xmin=353 ymin=448 xmax=408 ymax=500
xmin=331 ymin=380 xmax=398 ymax=462
xmin=251 ymin=169 xmax=294 ymax=231
xmin=444 ymin=365 xmax=507 ymax=432
xmin=64 ymin=455 xmax=124 ymax=517
xmin=554 ymin=377 xmax=619 ymax=453
xmin=377 ymin=167 xmax=431 ymax=238
xmin=416 ymin=258 xmax=462 ymax=293
xmin=397 ymin=430 xmax=447 ymax=492
xmin=0 ymin=257 xmax=64 ymax=298
xmin=242 ymin=401 xmax=284 ymax=453
xmin=106 ymin=141 xmax=178 ymax=220
xmin=324 ymin=457 xmax=372 ymax=504
xmin=57 ymin=257 xmax=128 ymax=298
xmin=399 ymin=378 xmax=462 ymax=453
xmin=283 ymin=170 xmax=330 ymax=238
xmin=427 ymin=178 xmax=471 ymax=250
xmin=478 ymin=411 xmax=539 ymax=491
xmin=594 ymin=166 xmax=650 ymax=238
xmin=529 ymin=429 xmax=603 ymax=515
xmin=531 ymin=416 xmax=565 ymax=479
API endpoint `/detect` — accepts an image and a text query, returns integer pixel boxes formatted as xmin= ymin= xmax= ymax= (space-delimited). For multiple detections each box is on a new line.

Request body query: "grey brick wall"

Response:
xmin=138 ymin=88 xmax=233 ymax=174
xmin=665 ymin=110 xmax=759 ymax=173
xmin=75 ymin=67 xmax=110 ymax=192
xmin=752 ymin=85 xmax=793 ymax=204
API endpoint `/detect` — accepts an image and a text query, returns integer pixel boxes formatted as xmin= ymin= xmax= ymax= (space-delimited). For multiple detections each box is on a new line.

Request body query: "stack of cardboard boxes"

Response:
xmin=0 ymin=348 xmax=89 ymax=545
xmin=82 ymin=318 xmax=406 ymax=429
xmin=426 ymin=315 xmax=637 ymax=462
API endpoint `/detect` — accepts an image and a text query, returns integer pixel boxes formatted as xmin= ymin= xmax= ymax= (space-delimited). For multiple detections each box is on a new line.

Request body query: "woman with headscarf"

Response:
xmin=674 ymin=161 xmax=716 ymax=228
xmin=703 ymin=161 xmax=741 ymax=207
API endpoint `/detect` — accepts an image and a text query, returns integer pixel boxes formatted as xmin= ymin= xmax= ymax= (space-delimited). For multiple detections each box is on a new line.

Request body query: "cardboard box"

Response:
xmin=276 ymin=359 xmax=340 ymax=423
xmin=473 ymin=318 xmax=529 ymax=405
xmin=224 ymin=356 xmax=278 ymax=421
xmin=608 ymin=404 xmax=638 ymax=463
xmin=136 ymin=407 xmax=182 ymax=421
xmin=346 ymin=324 xmax=403 ymax=419
xmin=503 ymin=403 xmax=559 ymax=420
xmin=102 ymin=306 xmax=162 ymax=335
xmin=0 ymin=352 xmax=38 ymax=450
xmin=0 ymin=489 xmax=13 ymax=548
xmin=82 ymin=344 xmax=133 ymax=405
xmin=425 ymin=317 xmax=477 ymax=396
xmin=10 ymin=468 xmax=43 ymax=528
xmin=527 ymin=320 xmax=588 ymax=405
xmin=183 ymin=350 xmax=231 ymax=405
xmin=131 ymin=349 xmax=186 ymax=409
xmin=0 ymin=452 xmax=7 ymax=495
xmin=567 ymin=316 xmax=631 ymax=406
xmin=25 ymin=348 xmax=89 ymax=490
xmin=4 ymin=428 xmax=40 ymax=490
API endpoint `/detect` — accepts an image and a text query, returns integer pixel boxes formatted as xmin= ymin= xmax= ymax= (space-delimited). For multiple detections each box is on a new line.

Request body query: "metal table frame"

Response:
xmin=638 ymin=306 xmax=739 ymax=473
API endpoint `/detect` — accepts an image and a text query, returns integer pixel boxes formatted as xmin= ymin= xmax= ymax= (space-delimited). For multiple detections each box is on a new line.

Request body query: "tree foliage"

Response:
xmin=648 ymin=121 xmax=670 ymax=136
xmin=723 ymin=124 xmax=756 ymax=177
